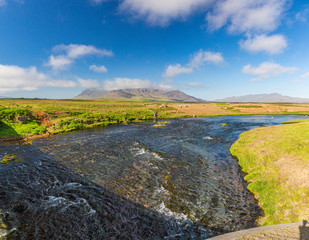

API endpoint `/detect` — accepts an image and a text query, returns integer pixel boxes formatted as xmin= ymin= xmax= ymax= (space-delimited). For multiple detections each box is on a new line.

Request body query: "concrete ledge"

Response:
xmin=209 ymin=221 xmax=306 ymax=239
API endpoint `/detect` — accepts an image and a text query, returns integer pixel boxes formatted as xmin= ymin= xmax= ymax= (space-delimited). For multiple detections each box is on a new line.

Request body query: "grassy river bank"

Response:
xmin=230 ymin=119 xmax=309 ymax=226
xmin=1 ymin=99 xmax=309 ymax=140
xmin=0 ymin=99 xmax=187 ymax=140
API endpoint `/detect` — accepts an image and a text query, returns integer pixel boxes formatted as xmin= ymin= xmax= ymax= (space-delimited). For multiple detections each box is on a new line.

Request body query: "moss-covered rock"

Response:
xmin=1 ymin=154 xmax=23 ymax=164
xmin=1 ymin=154 xmax=17 ymax=164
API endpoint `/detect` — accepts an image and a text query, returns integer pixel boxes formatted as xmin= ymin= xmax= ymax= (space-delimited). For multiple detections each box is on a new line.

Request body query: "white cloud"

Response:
xmin=242 ymin=62 xmax=298 ymax=82
xmin=117 ymin=0 xmax=289 ymax=56
xmin=295 ymin=8 xmax=309 ymax=23
xmin=0 ymin=64 xmax=77 ymax=94
xmin=46 ymin=44 xmax=113 ymax=71
xmin=0 ymin=0 xmax=6 ymax=7
xmin=102 ymin=77 xmax=174 ymax=90
xmin=0 ymin=64 xmax=176 ymax=94
xmin=119 ymin=0 xmax=214 ymax=26
xmin=157 ymin=83 xmax=174 ymax=90
xmin=162 ymin=64 xmax=193 ymax=78
xmin=103 ymin=78 xmax=152 ymax=90
xmin=163 ymin=50 xmax=223 ymax=78
xmin=183 ymin=82 xmax=204 ymax=88
xmin=89 ymin=0 xmax=107 ymax=5
xmin=291 ymin=79 xmax=302 ymax=84
xmin=53 ymin=44 xmax=113 ymax=59
xmin=301 ymin=72 xmax=309 ymax=78
xmin=89 ymin=64 xmax=108 ymax=73
xmin=189 ymin=50 xmax=224 ymax=67
xmin=45 ymin=55 xmax=73 ymax=71
xmin=239 ymin=34 xmax=287 ymax=54
xmin=77 ymin=78 xmax=101 ymax=88
xmin=206 ymin=0 xmax=288 ymax=33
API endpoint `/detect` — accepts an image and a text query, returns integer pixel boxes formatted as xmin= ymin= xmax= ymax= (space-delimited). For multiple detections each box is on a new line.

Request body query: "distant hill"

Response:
xmin=215 ymin=93 xmax=309 ymax=103
xmin=74 ymin=88 xmax=109 ymax=99
xmin=74 ymin=88 xmax=201 ymax=102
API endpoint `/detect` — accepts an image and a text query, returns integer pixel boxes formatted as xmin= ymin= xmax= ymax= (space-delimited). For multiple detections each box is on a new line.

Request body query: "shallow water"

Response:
xmin=0 ymin=115 xmax=306 ymax=239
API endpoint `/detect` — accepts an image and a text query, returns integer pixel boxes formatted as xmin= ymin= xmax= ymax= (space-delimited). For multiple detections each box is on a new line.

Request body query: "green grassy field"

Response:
xmin=0 ymin=105 xmax=46 ymax=139
xmin=0 ymin=99 xmax=187 ymax=139
xmin=230 ymin=119 xmax=309 ymax=225
xmin=1 ymin=99 xmax=309 ymax=140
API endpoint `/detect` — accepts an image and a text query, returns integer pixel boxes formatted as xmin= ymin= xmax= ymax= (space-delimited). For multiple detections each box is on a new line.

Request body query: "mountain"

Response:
xmin=74 ymin=88 xmax=109 ymax=99
xmin=74 ymin=88 xmax=201 ymax=102
xmin=215 ymin=93 xmax=309 ymax=103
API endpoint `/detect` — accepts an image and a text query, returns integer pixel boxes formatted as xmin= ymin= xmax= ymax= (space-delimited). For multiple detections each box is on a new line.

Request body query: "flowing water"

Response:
xmin=0 ymin=115 xmax=306 ymax=239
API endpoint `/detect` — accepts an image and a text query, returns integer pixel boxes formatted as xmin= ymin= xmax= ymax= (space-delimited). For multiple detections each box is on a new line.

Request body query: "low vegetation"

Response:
xmin=0 ymin=99 xmax=187 ymax=139
xmin=230 ymin=119 xmax=309 ymax=225
xmin=1 ymin=99 xmax=309 ymax=140
xmin=152 ymin=121 xmax=171 ymax=127
xmin=235 ymin=105 xmax=263 ymax=108
xmin=1 ymin=154 xmax=23 ymax=164
xmin=170 ymin=102 xmax=309 ymax=117
xmin=0 ymin=106 xmax=46 ymax=139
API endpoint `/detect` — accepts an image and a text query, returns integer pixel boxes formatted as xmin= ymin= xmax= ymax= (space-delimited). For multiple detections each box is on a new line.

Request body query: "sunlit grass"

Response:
xmin=0 ymin=106 xmax=46 ymax=138
xmin=235 ymin=105 xmax=263 ymax=108
xmin=1 ymin=99 xmax=309 ymax=140
xmin=230 ymin=119 xmax=309 ymax=225
xmin=0 ymin=99 xmax=185 ymax=139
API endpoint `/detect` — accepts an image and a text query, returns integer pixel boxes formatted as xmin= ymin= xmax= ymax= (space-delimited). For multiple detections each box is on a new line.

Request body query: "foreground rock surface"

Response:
xmin=209 ymin=221 xmax=309 ymax=240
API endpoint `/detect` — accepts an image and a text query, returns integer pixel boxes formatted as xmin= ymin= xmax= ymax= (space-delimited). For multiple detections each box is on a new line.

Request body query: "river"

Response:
xmin=0 ymin=115 xmax=305 ymax=239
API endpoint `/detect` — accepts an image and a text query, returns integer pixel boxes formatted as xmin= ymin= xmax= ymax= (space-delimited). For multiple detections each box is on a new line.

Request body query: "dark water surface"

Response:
xmin=0 ymin=115 xmax=306 ymax=239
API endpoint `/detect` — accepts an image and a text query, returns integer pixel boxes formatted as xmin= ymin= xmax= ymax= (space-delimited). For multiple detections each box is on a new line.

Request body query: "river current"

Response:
xmin=0 ymin=115 xmax=305 ymax=239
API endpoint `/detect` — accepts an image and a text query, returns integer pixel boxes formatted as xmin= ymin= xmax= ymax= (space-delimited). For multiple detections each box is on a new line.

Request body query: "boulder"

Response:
xmin=15 ymin=115 xmax=30 ymax=124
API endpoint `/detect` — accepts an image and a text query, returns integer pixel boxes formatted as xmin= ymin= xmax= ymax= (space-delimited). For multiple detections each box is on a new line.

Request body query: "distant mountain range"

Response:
xmin=215 ymin=93 xmax=309 ymax=103
xmin=74 ymin=88 xmax=201 ymax=102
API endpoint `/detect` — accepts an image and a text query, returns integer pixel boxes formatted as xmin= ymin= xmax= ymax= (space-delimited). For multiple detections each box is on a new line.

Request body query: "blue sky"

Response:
xmin=0 ymin=0 xmax=309 ymax=100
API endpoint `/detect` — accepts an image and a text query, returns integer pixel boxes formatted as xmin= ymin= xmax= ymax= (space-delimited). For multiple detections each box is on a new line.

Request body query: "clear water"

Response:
xmin=0 ymin=115 xmax=306 ymax=239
